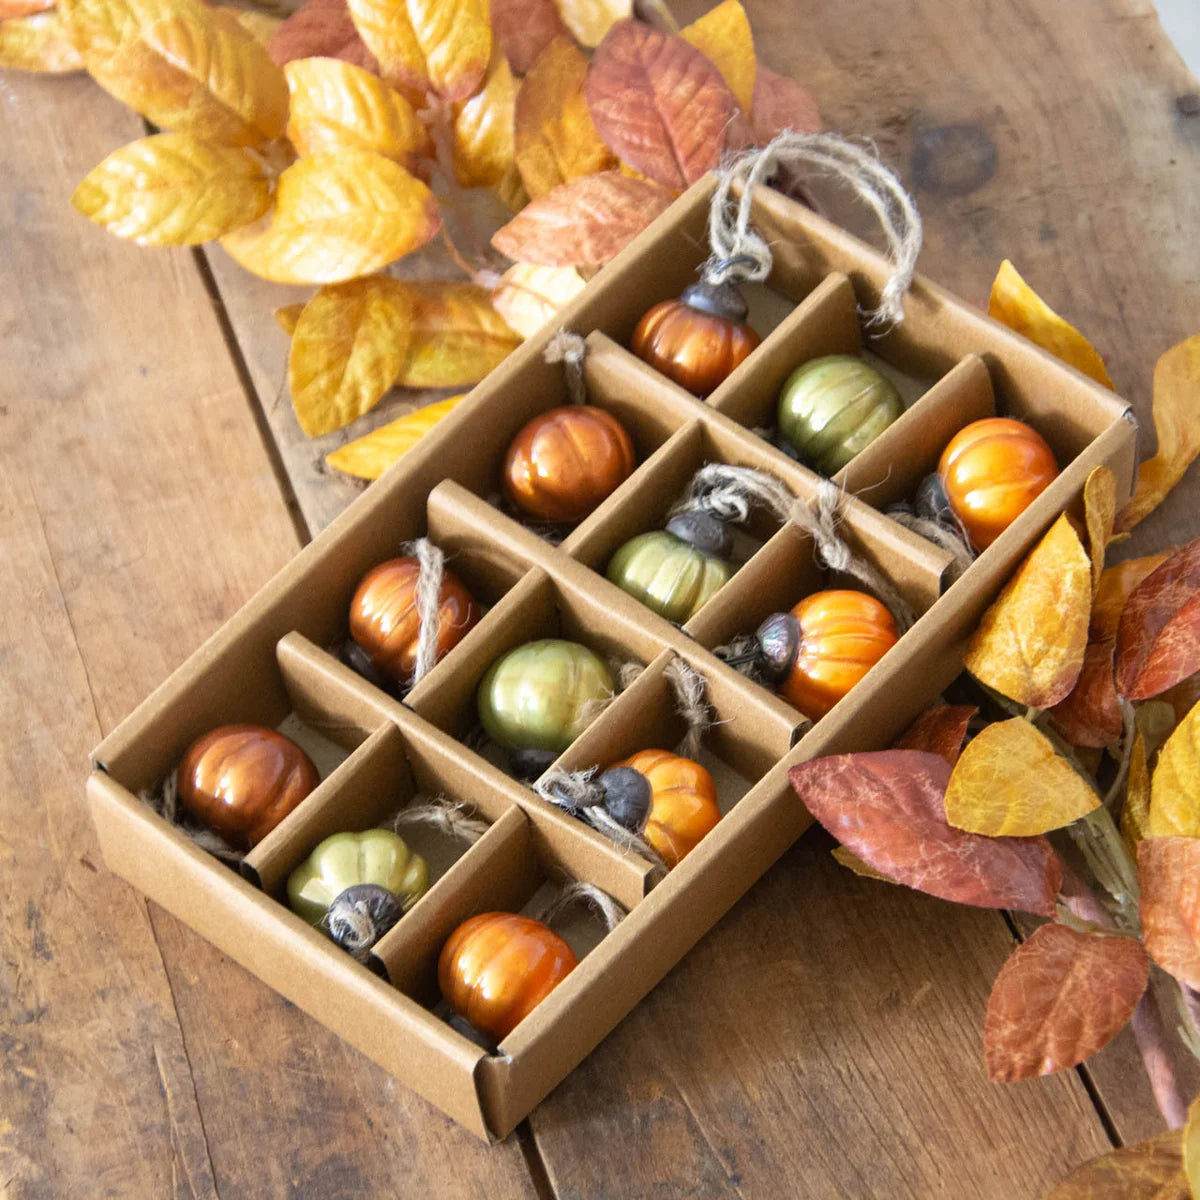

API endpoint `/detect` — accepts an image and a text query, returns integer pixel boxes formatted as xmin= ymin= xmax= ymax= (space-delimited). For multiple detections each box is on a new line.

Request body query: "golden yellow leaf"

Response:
xmin=452 ymin=51 xmax=517 ymax=188
xmin=1184 ymin=1096 xmax=1200 ymax=1199
xmin=944 ymin=718 xmax=1099 ymax=837
xmin=681 ymin=0 xmax=755 ymax=112
xmin=1119 ymin=334 xmax=1200 ymax=531
xmin=57 ymin=0 xmax=194 ymax=65
xmin=964 ymin=514 xmax=1092 ymax=709
xmin=274 ymin=302 xmax=305 ymax=335
xmin=345 ymin=0 xmax=489 ymax=102
xmin=1091 ymin=553 xmax=1170 ymax=640
xmin=220 ymin=149 xmax=439 ymax=284
xmin=1121 ymin=728 xmax=1151 ymax=856
xmin=1083 ymin=465 xmax=1116 ymax=593
xmin=395 ymin=282 xmax=521 ymax=388
xmin=494 ymin=163 xmax=528 ymax=213
xmin=1149 ymin=697 xmax=1200 ymax=838
xmin=325 ymin=393 xmax=466 ymax=479
xmin=72 ymin=132 xmax=270 ymax=245
xmin=555 ymin=0 xmax=629 ymax=47
xmin=491 ymin=262 xmax=585 ymax=339
xmin=289 ymin=276 xmax=414 ymax=436
xmin=215 ymin=5 xmax=279 ymax=43
xmin=0 ymin=10 xmax=84 ymax=68
xmin=285 ymin=55 xmax=428 ymax=165
xmin=831 ymin=845 xmax=894 ymax=883
xmin=515 ymin=35 xmax=615 ymax=199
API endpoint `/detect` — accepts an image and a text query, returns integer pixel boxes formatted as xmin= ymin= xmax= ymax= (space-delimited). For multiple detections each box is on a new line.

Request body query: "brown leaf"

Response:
xmin=452 ymin=50 xmax=517 ymax=187
xmin=680 ymin=0 xmax=754 ymax=112
xmin=984 ymin=924 xmax=1148 ymax=1081
xmin=325 ymin=393 xmax=466 ymax=479
xmin=1116 ymin=536 xmax=1200 ymax=701
xmin=788 ymin=750 xmax=1063 ymax=916
xmin=1121 ymin=728 xmax=1151 ymax=855
xmin=1047 ymin=1130 xmax=1187 ymax=1200
xmin=1139 ymin=836 xmax=1200 ymax=989
xmin=489 ymin=0 xmax=566 ymax=74
xmin=747 ymin=63 xmax=822 ymax=143
xmin=1083 ymin=465 xmax=1116 ymax=592
xmin=266 ymin=0 xmax=376 ymax=71
xmin=1149 ymin=697 xmax=1200 ymax=838
xmin=584 ymin=19 xmax=733 ymax=192
xmin=830 ymin=845 xmax=894 ymax=882
xmin=491 ymin=262 xmax=585 ymax=338
xmin=492 ymin=169 xmax=671 ymax=267
xmin=0 ymin=9 xmax=83 ymax=69
xmin=1119 ymin=335 xmax=1200 ymax=531
xmin=1049 ymin=639 xmax=1124 ymax=748
xmin=555 ymin=0 xmax=629 ymax=48
xmin=892 ymin=704 xmax=975 ymax=767
xmin=1092 ymin=554 xmax=1170 ymax=640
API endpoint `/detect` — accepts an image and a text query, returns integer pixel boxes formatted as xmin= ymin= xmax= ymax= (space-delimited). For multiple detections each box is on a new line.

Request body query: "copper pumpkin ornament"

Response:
xmin=438 ymin=912 xmax=577 ymax=1041
xmin=502 ymin=405 xmax=636 ymax=523
xmin=176 ymin=724 xmax=319 ymax=847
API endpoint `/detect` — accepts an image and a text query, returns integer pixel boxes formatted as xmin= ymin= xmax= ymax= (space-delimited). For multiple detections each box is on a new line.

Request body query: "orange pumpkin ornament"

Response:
xmin=348 ymin=556 xmax=480 ymax=685
xmin=502 ymin=405 xmax=636 ymax=523
xmin=177 ymin=724 xmax=319 ymax=848
xmin=938 ymin=417 xmax=1059 ymax=551
xmin=438 ymin=912 xmax=577 ymax=1041
xmin=631 ymin=279 xmax=761 ymax=397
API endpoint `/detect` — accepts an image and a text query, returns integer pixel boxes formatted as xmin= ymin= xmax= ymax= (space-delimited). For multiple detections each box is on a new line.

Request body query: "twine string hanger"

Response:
xmin=536 ymin=880 xmax=626 ymax=933
xmin=543 ymin=329 xmax=588 ymax=405
xmin=405 ymin=537 xmax=446 ymax=688
xmin=393 ymin=797 xmax=490 ymax=843
xmin=703 ymin=131 xmax=924 ymax=329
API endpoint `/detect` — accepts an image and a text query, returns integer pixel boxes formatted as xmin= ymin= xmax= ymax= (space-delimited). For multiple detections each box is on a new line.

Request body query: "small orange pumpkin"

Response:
xmin=438 ymin=912 xmax=577 ymax=1041
xmin=938 ymin=417 xmax=1059 ymax=551
xmin=348 ymin=556 xmax=480 ymax=684
xmin=503 ymin=405 xmax=636 ymax=523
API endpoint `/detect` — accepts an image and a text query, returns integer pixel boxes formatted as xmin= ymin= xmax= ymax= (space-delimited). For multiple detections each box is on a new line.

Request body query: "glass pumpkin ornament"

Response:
xmin=631 ymin=279 xmax=761 ymax=397
xmin=776 ymin=354 xmax=904 ymax=475
xmin=439 ymin=912 xmax=577 ymax=1041
xmin=502 ymin=406 xmax=635 ymax=523
xmin=177 ymin=724 xmax=319 ymax=848
xmin=937 ymin=417 xmax=1059 ymax=551
xmin=347 ymin=556 xmax=480 ymax=687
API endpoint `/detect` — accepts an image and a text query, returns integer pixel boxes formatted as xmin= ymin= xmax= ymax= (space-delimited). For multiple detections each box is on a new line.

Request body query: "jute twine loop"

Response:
xmin=665 ymin=656 xmax=713 ymax=761
xmin=536 ymin=769 xmax=667 ymax=868
xmin=402 ymin=537 xmax=445 ymax=687
xmin=888 ymin=511 xmax=974 ymax=583
xmin=536 ymin=880 xmax=626 ymax=933
xmin=543 ymin=329 xmax=588 ymax=405
xmin=704 ymin=131 xmax=923 ymax=328
xmin=671 ymin=462 xmax=795 ymax=527
xmin=323 ymin=900 xmax=379 ymax=964
xmin=140 ymin=772 xmax=244 ymax=865
xmin=393 ymin=797 xmax=490 ymax=843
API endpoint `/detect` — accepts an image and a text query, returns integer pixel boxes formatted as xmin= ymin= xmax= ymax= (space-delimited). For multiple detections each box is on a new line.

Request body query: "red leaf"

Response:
xmin=893 ymin=704 xmax=975 ymax=766
xmin=984 ymin=924 xmax=1148 ymax=1081
xmin=788 ymin=750 xmax=1063 ymax=916
xmin=583 ymin=19 xmax=733 ymax=191
xmin=1049 ymin=639 xmax=1124 ymax=748
xmin=490 ymin=0 xmax=567 ymax=74
xmin=267 ymin=0 xmax=377 ymax=71
xmin=1139 ymin=836 xmax=1200 ymax=989
xmin=1116 ymin=536 xmax=1200 ymax=700
xmin=749 ymin=63 xmax=822 ymax=142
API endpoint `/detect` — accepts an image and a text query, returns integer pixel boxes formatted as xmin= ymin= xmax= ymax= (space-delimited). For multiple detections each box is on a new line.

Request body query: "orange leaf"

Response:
xmin=1047 ymin=1131 xmax=1187 ymax=1200
xmin=963 ymin=513 xmax=1092 ymax=709
xmin=491 ymin=262 xmax=586 ymax=339
xmin=0 ymin=9 xmax=83 ymax=69
xmin=830 ymin=845 xmax=894 ymax=883
xmin=1120 ymin=728 xmax=1151 ymax=855
xmin=489 ymin=0 xmax=565 ymax=75
xmin=325 ymin=393 xmax=466 ymax=479
xmin=584 ymin=20 xmax=733 ymax=193
xmin=892 ymin=704 xmax=975 ymax=767
xmin=988 ymin=259 xmax=1114 ymax=388
xmin=1048 ymin=639 xmax=1123 ymax=749
xmin=266 ymin=0 xmax=376 ymax=71
xmin=984 ymin=924 xmax=1148 ymax=1081
xmin=1118 ymin=334 xmax=1200 ymax=531
xmin=0 ymin=0 xmax=52 ymax=18
xmin=746 ymin=63 xmax=821 ymax=144
xmin=555 ymin=0 xmax=629 ymax=48
xmin=1148 ymin=697 xmax=1200 ymax=838
xmin=274 ymin=302 xmax=305 ymax=335
xmin=1139 ymin=836 xmax=1200 ymax=989
xmin=514 ymin=35 xmax=614 ymax=199
xmin=452 ymin=50 xmax=517 ymax=188
xmin=1091 ymin=553 xmax=1169 ymax=640
xmin=220 ymin=149 xmax=439 ymax=284
xmin=492 ymin=170 xmax=671 ymax=267
xmin=1083 ymin=465 xmax=1116 ymax=592
xmin=680 ymin=0 xmax=754 ymax=112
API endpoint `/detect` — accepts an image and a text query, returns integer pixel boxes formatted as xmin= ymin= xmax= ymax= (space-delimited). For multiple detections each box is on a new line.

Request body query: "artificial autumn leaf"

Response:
xmin=1083 ymin=465 xmax=1117 ymax=592
xmin=491 ymin=262 xmax=586 ymax=338
xmin=394 ymin=282 xmax=521 ymax=389
xmin=892 ymin=704 xmax=975 ymax=767
xmin=944 ymin=718 xmax=1099 ymax=836
xmin=963 ymin=513 xmax=1092 ymax=709
xmin=1184 ymin=1096 xmax=1200 ymax=1198
xmin=789 ymin=750 xmax=1063 ymax=916
xmin=555 ymin=0 xmax=629 ymax=48
xmin=1092 ymin=553 xmax=1168 ymax=640
xmin=217 ymin=7 xmax=281 ymax=45
xmin=1048 ymin=639 xmax=1123 ymax=749
xmin=1121 ymin=728 xmax=1151 ymax=855
xmin=275 ymin=302 xmax=305 ymax=335
xmin=1047 ymin=1131 xmax=1187 ymax=1200
xmin=489 ymin=0 xmax=565 ymax=74
xmin=830 ymin=845 xmax=894 ymax=883
xmin=1148 ymin=698 xmax=1200 ymax=838
xmin=266 ymin=0 xmax=376 ymax=71
xmin=492 ymin=170 xmax=671 ymax=267
xmin=746 ymin=64 xmax=822 ymax=143
xmin=57 ymin=0 xmax=194 ymax=66
xmin=0 ymin=9 xmax=83 ymax=69
xmin=288 ymin=276 xmax=414 ymax=436
xmin=680 ymin=0 xmax=755 ymax=112
xmin=1119 ymin=334 xmax=1200 ymax=531
xmin=1115 ymin=536 xmax=1200 ymax=701
xmin=72 ymin=132 xmax=270 ymax=244
xmin=285 ymin=56 xmax=429 ymax=164
xmin=220 ymin=149 xmax=439 ymax=284
xmin=984 ymin=923 xmax=1148 ymax=1081
xmin=584 ymin=20 xmax=733 ymax=193
xmin=514 ymin=35 xmax=615 ymax=199
xmin=0 ymin=0 xmax=52 ymax=18
xmin=1138 ymin=836 xmax=1200 ymax=989
xmin=325 ymin=393 xmax=466 ymax=479
xmin=494 ymin=163 xmax=528 ymax=213
xmin=988 ymin=260 xmax=1114 ymax=389
xmin=345 ymin=0 xmax=489 ymax=102
xmin=452 ymin=51 xmax=517 ymax=188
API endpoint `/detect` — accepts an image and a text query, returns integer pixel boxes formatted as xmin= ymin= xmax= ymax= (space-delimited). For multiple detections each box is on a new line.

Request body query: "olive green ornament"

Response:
xmin=607 ymin=530 xmax=734 ymax=623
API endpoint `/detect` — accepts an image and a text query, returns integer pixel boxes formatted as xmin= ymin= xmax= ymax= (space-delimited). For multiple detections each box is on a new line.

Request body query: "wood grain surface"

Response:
xmin=2 ymin=1 xmax=1199 ymax=1196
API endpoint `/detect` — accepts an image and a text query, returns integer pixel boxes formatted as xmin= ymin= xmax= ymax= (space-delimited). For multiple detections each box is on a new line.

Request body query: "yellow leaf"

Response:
xmin=215 ymin=5 xmax=279 ymax=43
xmin=555 ymin=0 xmax=630 ymax=47
xmin=1149 ymin=698 xmax=1200 ymax=838
xmin=1083 ymin=465 xmax=1116 ymax=593
xmin=1184 ymin=1096 xmax=1200 ymax=1199
xmin=681 ymin=0 xmax=755 ymax=112
xmin=325 ymin=393 xmax=466 ymax=479
xmin=275 ymin=302 xmax=305 ymax=335
xmin=944 ymin=718 xmax=1099 ymax=837
xmin=0 ymin=10 xmax=84 ymax=69
xmin=285 ymin=55 xmax=429 ymax=165
xmin=494 ymin=163 xmax=528 ymax=213
xmin=491 ymin=262 xmax=585 ymax=339
xmin=395 ymin=282 xmax=522 ymax=388
xmin=988 ymin=260 xmax=1114 ymax=389
xmin=1121 ymin=728 xmax=1150 ymax=856
xmin=345 ymin=0 xmax=489 ymax=102
xmin=288 ymin=276 xmax=414 ymax=436
xmin=515 ymin=35 xmax=615 ymax=199
xmin=220 ymin=149 xmax=439 ymax=284
xmin=452 ymin=51 xmax=517 ymax=188
xmin=1118 ymin=334 xmax=1200 ymax=531
xmin=831 ymin=845 xmax=894 ymax=883
xmin=964 ymin=514 xmax=1092 ymax=709
xmin=57 ymin=0 xmax=196 ymax=65
xmin=72 ymin=132 xmax=270 ymax=245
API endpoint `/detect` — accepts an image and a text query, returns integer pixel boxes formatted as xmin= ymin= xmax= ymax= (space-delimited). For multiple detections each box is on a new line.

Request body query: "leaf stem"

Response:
xmin=1101 ymin=698 xmax=1137 ymax=814
xmin=1068 ymin=805 xmax=1140 ymax=929
xmin=1171 ymin=980 xmax=1200 ymax=1062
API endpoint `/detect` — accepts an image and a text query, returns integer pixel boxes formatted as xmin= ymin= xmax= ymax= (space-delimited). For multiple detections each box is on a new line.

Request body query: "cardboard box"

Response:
xmin=87 ymin=174 xmax=1137 ymax=1140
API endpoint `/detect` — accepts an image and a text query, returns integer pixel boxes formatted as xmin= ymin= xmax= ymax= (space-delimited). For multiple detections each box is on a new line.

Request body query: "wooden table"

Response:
xmin=3 ymin=2 xmax=1199 ymax=1195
